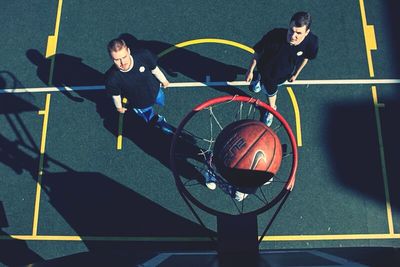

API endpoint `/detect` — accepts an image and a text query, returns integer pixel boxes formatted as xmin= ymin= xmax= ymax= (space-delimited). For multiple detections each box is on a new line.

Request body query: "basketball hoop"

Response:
xmin=170 ymin=95 xmax=298 ymax=216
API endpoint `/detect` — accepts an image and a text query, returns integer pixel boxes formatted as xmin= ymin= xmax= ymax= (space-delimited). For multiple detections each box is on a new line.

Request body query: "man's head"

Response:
xmin=287 ymin=11 xmax=312 ymax=46
xmin=108 ymin=38 xmax=132 ymax=71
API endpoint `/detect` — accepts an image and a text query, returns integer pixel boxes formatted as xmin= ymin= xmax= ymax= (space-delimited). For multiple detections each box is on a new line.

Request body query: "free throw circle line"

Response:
xmin=157 ymin=38 xmax=254 ymax=58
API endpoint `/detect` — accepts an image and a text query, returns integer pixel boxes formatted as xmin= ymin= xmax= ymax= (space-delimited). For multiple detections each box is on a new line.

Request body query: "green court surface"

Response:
xmin=1 ymin=0 xmax=400 ymax=266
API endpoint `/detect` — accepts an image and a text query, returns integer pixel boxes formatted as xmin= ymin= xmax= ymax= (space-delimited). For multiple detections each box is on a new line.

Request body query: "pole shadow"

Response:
xmin=325 ymin=100 xmax=399 ymax=210
xmin=379 ymin=99 xmax=400 ymax=211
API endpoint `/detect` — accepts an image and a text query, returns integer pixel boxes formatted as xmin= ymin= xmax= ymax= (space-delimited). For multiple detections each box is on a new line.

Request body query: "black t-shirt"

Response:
xmin=105 ymin=49 xmax=160 ymax=109
xmin=254 ymin=28 xmax=318 ymax=89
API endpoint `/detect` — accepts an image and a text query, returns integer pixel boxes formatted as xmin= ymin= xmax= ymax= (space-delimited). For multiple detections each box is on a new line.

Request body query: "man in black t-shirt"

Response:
xmin=246 ymin=11 xmax=319 ymax=126
xmin=105 ymin=38 xmax=173 ymax=133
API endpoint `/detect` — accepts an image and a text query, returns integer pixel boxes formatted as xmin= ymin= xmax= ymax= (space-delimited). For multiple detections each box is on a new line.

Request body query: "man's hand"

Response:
xmin=117 ymin=107 xmax=127 ymax=114
xmin=288 ymin=74 xmax=298 ymax=82
xmin=161 ymin=80 xmax=170 ymax=88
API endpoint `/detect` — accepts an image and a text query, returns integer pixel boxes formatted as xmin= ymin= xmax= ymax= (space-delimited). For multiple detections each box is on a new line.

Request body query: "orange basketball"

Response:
xmin=213 ymin=120 xmax=282 ymax=187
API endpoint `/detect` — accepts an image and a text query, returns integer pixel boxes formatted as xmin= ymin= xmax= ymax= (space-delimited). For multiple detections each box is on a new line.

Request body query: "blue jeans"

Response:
xmin=133 ymin=87 xmax=165 ymax=123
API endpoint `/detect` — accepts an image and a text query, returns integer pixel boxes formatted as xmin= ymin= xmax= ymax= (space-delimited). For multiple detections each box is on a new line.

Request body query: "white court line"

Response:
xmin=1 ymin=79 xmax=400 ymax=93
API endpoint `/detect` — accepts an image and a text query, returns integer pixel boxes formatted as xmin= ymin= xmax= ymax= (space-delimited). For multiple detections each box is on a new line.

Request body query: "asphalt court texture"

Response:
xmin=1 ymin=0 xmax=400 ymax=265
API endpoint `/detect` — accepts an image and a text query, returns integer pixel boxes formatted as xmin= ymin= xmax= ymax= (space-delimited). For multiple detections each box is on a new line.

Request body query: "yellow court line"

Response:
xmin=3 ymin=235 xmax=211 ymax=242
xmin=371 ymin=86 xmax=394 ymax=234
xmin=261 ymin=233 xmax=400 ymax=242
xmin=158 ymin=38 xmax=254 ymax=58
xmin=359 ymin=1 xmax=393 ymax=237
xmin=33 ymin=94 xmax=52 ymax=236
xmin=46 ymin=0 xmax=64 ymax=85
xmin=1 ymin=233 xmax=399 ymax=242
xmin=359 ymin=0 xmax=377 ymax=77
xmin=286 ymin=87 xmax=302 ymax=147
xmin=45 ymin=0 xmax=63 ymax=58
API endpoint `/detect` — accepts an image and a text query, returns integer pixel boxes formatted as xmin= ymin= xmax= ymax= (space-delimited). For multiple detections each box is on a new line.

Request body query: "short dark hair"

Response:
xmin=290 ymin=12 xmax=312 ymax=30
xmin=107 ymin=38 xmax=127 ymax=53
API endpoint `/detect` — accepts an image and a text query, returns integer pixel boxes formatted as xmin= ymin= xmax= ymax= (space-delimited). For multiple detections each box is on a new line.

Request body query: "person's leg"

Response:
xmin=133 ymin=105 xmax=174 ymax=134
xmin=133 ymin=88 xmax=174 ymax=134
xmin=267 ymin=94 xmax=277 ymax=110
xmin=133 ymin=106 xmax=155 ymax=123
xmin=154 ymin=87 xmax=175 ymax=133
xmin=260 ymin=84 xmax=278 ymax=126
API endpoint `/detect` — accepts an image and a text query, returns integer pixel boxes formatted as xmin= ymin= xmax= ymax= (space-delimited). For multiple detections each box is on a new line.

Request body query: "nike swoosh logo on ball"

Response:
xmin=250 ymin=150 xmax=266 ymax=170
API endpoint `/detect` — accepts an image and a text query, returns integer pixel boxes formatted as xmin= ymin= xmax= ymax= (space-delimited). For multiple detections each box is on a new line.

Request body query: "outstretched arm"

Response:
xmin=289 ymin=58 xmax=309 ymax=82
xmin=245 ymin=53 xmax=259 ymax=82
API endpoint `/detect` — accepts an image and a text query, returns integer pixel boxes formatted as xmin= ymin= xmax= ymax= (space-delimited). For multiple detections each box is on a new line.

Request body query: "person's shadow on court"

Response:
xmin=119 ymin=33 xmax=249 ymax=96
xmin=26 ymin=49 xmax=112 ymax=119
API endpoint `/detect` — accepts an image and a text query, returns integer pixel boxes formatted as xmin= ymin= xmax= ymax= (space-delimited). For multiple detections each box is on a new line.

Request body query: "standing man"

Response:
xmin=246 ymin=11 xmax=319 ymax=126
xmin=105 ymin=38 xmax=173 ymax=133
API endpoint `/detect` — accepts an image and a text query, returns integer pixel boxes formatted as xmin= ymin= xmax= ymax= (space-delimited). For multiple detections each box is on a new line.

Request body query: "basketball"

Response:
xmin=213 ymin=119 xmax=282 ymax=187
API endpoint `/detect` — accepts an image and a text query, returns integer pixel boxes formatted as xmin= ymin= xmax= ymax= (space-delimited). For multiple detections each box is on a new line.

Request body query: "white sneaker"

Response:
xmin=263 ymin=177 xmax=274 ymax=185
xmin=202 ymin=169 xmax=217 ymax=190
xmin=234 ymin=191 xmax=248 ymax=201
xmin=262 ymin=106 xmax=277 ymax=127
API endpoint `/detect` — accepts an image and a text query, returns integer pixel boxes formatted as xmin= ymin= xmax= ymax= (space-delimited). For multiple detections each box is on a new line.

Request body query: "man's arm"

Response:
xmin=112 ymin=95 xmax=127 ymax=113
xmin=151 ymin=66 xmax=170 ymax=88
xmin=289 ymin=58 xmax=309 ymax=82
xmin=245 ymin=53 xmax=259 ymax=82
xmin=290 ymin=34 xmax=318 ymax=82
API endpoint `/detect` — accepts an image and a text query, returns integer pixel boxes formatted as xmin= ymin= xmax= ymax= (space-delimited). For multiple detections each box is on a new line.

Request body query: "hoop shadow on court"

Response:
xmin=0 ymin=145 xmax=217 ymax=265
xmin=0 ymin=75 xmax=44 ymax=266
xmin=0 ymin=74 xmax=220 ymax=264
xmin=0 ymin=201 xmax=43 ymax=266
xmin=0 ymin=110 xmax=216 ymax=265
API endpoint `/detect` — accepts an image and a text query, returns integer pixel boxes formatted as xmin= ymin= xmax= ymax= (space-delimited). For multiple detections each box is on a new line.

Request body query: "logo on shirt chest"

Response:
xmin=139 ymin=66 xmax=146 ymax=72
xmin=296 ymin=51 xmax=303 ymax=56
